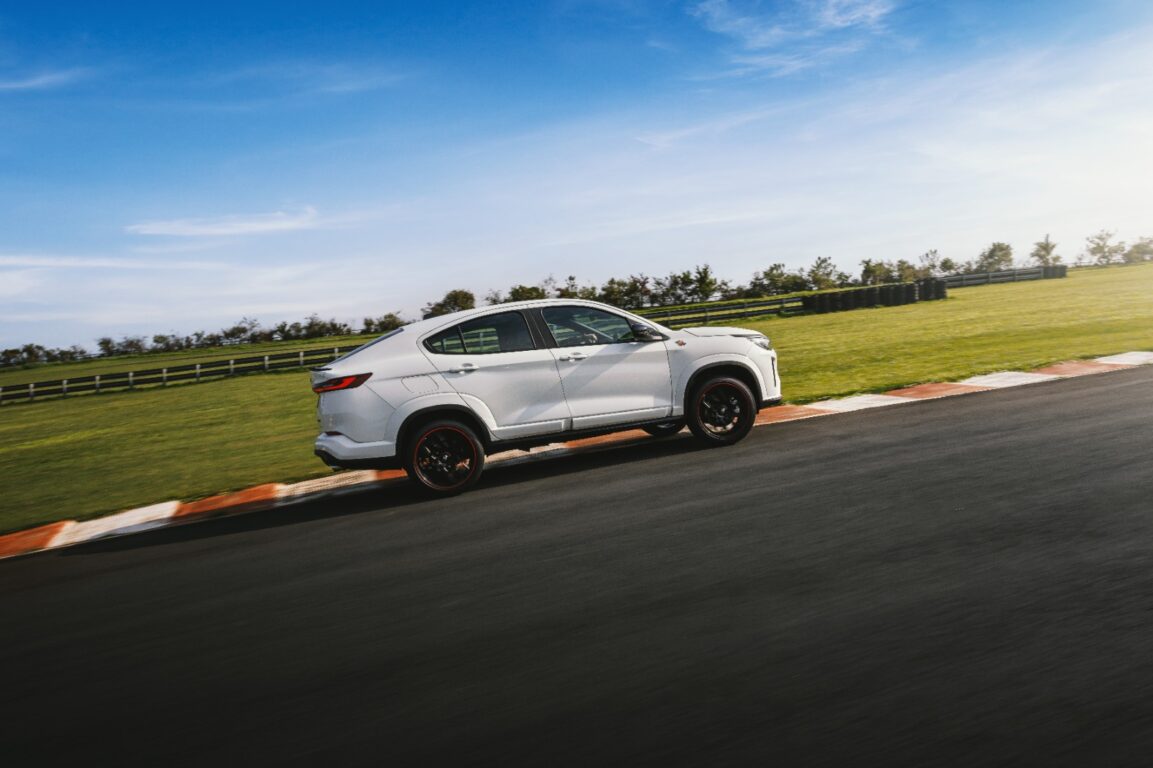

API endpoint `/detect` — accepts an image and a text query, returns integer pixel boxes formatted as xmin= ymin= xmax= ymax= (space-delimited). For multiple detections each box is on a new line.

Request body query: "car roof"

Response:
xmin=404 ymin=298 xmax=636 ymax=337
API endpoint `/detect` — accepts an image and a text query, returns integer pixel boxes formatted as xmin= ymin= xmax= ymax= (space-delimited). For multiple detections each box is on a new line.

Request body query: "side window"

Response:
xmin=541 ymin=307 xmax=637 ymax=348
xmin=424 ymin=311 xmax=535 ymax=355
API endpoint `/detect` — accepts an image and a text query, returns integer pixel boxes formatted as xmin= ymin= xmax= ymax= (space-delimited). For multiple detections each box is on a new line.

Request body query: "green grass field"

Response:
xmin=1 ymin=264 xmax=1150 ymax=535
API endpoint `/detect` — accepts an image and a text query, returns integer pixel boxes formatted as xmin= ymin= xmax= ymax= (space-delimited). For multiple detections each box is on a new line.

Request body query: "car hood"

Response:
xmin=679 ymin=326 xmax=758 ymax=338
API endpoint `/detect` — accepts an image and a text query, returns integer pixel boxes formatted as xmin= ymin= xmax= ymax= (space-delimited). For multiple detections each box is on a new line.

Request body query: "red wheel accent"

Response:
xmin=406 ymin=421 xmax=485 ymax=494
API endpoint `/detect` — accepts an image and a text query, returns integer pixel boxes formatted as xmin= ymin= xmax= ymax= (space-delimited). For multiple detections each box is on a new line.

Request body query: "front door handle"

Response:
xmin=558 ymin=352 xmax=588 ymax=362
xmin=448 ymin=363 xmax=479 ymax=373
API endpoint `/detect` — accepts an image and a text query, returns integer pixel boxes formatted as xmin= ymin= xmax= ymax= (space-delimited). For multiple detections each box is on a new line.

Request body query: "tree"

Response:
xmin=973 ymin=242 xmax=1014 ymax=273
xmin=918 ymin=249 xmax=942 ymax=277
xmin=1124 ymin=236 xmax=1153 ymax=263
xmin=598 ymin=274 xmax=651 ymax=309
xmin=807 ymin=257 xmax=851 ymax=291
xmin=509 ymin=284 xmax=548 ymax=302
xmin=118 ymin=336 xmax=148 ymax=355
xmin=893 ymin=259 xmax=921 ymax=282
xmin=486 ymin=283 xmax=549 ymax=304
xmin=555 ymin=275 xmax=597 ymax=300
xmin=859 ymin=259 xmax=896 ymax=285
xmin=1084 ymin=230 xmax=1126 ymax=265
xmin=221 ymin=317 xmax=261 ymax=345
xmin=689 ymin=264 xmax=728 ymax=303
xmin=20 ymin=343 xmax=47 ymax=363
xmin=651 ymin=271 xmax=694 ymax=306
xmin=152 ymin=334 xmax=186 ymax=352
xmin=1029 ymin=235 xmax=1061 ymax=267
xmin=423 ymin=289 xmax=476 ymax=319
xmin=742 ymin=264 xmax=810 ymax=296
xmin=361 ymin=313 xmax=406 ymax=334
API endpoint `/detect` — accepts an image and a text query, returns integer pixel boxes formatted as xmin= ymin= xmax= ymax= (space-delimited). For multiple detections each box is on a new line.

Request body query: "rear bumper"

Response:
xmin=314 ymin=433 xmax=400 ymax=470
xmin=315 ymin=449 xmax=402 ymax=471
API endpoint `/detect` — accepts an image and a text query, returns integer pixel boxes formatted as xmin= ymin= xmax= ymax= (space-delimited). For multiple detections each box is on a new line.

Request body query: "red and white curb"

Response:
xmin=3 ymin=351 xmax=1151 ymax=561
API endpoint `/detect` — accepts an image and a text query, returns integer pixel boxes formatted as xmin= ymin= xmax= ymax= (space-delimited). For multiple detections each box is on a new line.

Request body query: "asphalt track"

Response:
xmin=3 ymin=366 xmax=1153 ymax=767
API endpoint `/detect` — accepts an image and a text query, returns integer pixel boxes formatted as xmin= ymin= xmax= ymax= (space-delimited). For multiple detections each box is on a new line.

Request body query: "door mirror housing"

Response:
xmin=630 ymin=322 xmax=665 ymax=342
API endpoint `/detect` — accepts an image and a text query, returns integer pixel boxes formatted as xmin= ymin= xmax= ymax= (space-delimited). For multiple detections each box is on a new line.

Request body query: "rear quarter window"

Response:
xmin=424 ymin=311 xmax=535 ymax=355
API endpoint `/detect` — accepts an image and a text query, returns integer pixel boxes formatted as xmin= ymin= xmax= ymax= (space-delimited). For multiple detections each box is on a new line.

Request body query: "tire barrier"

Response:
xmin=801 ymin=280 xmax=948 ymax=314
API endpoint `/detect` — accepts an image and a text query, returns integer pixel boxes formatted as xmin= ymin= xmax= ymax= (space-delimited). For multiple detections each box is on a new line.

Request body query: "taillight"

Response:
xmin=312 ymin=373 xmax=372 ymax=393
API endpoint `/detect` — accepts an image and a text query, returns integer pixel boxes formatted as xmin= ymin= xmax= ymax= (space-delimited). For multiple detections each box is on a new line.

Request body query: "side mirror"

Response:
xmin=630 ymin=323 xmax=664 ymax=342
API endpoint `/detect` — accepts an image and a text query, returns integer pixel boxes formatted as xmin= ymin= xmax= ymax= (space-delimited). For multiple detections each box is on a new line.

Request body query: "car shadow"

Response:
xmin=61 ymin=433 xmax=705 ymax=557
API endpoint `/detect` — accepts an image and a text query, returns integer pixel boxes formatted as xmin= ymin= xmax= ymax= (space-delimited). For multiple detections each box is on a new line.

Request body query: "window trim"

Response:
xmin=538 ymin=305 xmax=640 ymax=349
xmin=422 ymin=310 xmax=537 ymax=356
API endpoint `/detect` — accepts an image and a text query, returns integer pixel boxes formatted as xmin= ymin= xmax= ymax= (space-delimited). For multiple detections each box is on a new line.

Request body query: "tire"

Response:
xmin=642 ymin=420 xmax=685 ymax=438
xmin=686 ymin=376 xmax=756 ymax=446
xmin=404 ymin=420 xmax=486 ymax=495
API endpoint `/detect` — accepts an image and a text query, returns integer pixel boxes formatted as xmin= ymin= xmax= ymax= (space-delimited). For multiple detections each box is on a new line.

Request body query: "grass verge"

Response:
xmin=1 ymin=263 xmax=1150 ymax=534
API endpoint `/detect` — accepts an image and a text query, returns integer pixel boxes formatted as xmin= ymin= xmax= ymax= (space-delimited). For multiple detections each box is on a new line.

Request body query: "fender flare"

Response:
xmin=387 ymin=393 xmax=496 ymax=452
xmin=674 ymin=355 xmax=768 ymax=412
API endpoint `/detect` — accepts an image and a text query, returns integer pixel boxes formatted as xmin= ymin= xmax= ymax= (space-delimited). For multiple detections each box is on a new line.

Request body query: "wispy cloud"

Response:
xmin=635 ymin=104 xmax=793 ymax=147
xmin=0 ymin=270 xmax=42 ymax=298
xmin=814 ymin=0 xmax=894 ymax=30
xmin=218 ymin=61 xmax=408 ymax=96
xmin=0 ymin=67 xmax=91 ymax=91
xmin=0 ymin=253 xmax=224 ymax=270
xmin=126 ymin=207 xmax=322 ymax=237
xmin=690 ymin=0 xmax=896 ymax=75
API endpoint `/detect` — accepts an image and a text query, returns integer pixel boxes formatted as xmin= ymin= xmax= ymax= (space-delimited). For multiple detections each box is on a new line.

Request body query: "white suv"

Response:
xmin=310 ymin=299 xmax=780 ymax=493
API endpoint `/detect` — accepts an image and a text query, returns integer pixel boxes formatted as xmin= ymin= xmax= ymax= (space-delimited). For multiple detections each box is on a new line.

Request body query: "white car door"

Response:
xmin=423 ymin=310 xmax=571 ymax=439
xmin=540 ymin=305 xmax=673 ymax=430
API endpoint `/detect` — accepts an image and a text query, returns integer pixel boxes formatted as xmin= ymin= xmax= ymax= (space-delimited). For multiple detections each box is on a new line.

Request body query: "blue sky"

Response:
xmin=3 ymin=0 xmax=1152 ymax=349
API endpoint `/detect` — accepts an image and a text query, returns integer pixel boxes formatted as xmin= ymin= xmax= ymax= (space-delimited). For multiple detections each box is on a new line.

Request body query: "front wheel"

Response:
xmin=404 ymin=420 xmax=485 ymax=495
xmin=687 ymin=377 xmax=756 ymax=446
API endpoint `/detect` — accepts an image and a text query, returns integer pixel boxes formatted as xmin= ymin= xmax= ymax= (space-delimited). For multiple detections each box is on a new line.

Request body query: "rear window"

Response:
xmin=329 ymin=327 xmax=404 ymax=364
xmin=424 ymin=311 xmax=535 ymax=355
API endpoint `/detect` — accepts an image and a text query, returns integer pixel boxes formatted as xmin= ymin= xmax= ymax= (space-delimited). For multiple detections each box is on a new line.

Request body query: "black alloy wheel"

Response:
xmin=405 ymin=420 xmax=485 ymax=494
xmin=687 ymin=376 xmax=756 ymax=446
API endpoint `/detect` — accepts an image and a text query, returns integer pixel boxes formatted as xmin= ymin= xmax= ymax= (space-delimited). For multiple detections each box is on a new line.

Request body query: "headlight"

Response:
xmin=748 ymin=334 xmax=772 ymax=350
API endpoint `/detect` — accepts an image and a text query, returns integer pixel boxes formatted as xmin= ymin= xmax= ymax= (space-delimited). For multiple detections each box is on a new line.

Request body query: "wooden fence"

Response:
xmin=0 ymin=345 xmax=360 ymax=405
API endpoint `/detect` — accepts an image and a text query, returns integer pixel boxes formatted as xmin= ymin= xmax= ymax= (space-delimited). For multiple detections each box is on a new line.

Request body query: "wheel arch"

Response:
xmin=683 ymin=361 xmax=764 ymax=408
xmin=397 ymin=405 xmax=493 ymax=459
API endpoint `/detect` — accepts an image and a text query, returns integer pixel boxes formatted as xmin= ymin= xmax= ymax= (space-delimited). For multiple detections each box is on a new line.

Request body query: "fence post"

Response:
xmin=299 ymin=350 xmax=305 ymax=366
xmin=95 ymin=375 xmax=101 ymax=394
xmin=29 ymin=382 xmax=35 ymax=402
xmin=128 ymin=371 xmax=134 ymax=390
xmin=0 ymin=386 xmax=4 ymax=405
xmin=264 ymin=355 xmax=270 ymax=371
xmin=333 ymin=347 xmax=339 ymax=359
xmin=229 ymin=359 xmax=235 ymax=376
xmin=196 ymin=364 xmax=201 ymax=382
xmin=162 ymin=368 xmax=168 ymax=386
xmin=62 ymin=379 xmax=69 ymax=396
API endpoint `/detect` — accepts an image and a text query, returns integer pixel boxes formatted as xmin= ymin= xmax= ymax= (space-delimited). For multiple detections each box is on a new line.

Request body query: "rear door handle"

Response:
xmin=558 ymin=352 xmax=588 ymax=362
xmin=448 ymin=363 xmax=479 ymax=373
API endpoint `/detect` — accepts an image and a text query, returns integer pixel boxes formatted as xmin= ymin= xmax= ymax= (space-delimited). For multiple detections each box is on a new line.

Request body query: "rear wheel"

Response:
xmin=404 ymin=420 xmax=485 ymax=494
xmin=687 ymin=376 xmax=756 ymax=446
xmin=642 ymin=420 xmax=685 ymax=438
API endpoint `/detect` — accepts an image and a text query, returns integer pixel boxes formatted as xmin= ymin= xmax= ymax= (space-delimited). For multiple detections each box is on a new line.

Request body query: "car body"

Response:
xmin=310 ymin=299 xmax=780 ymax=493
